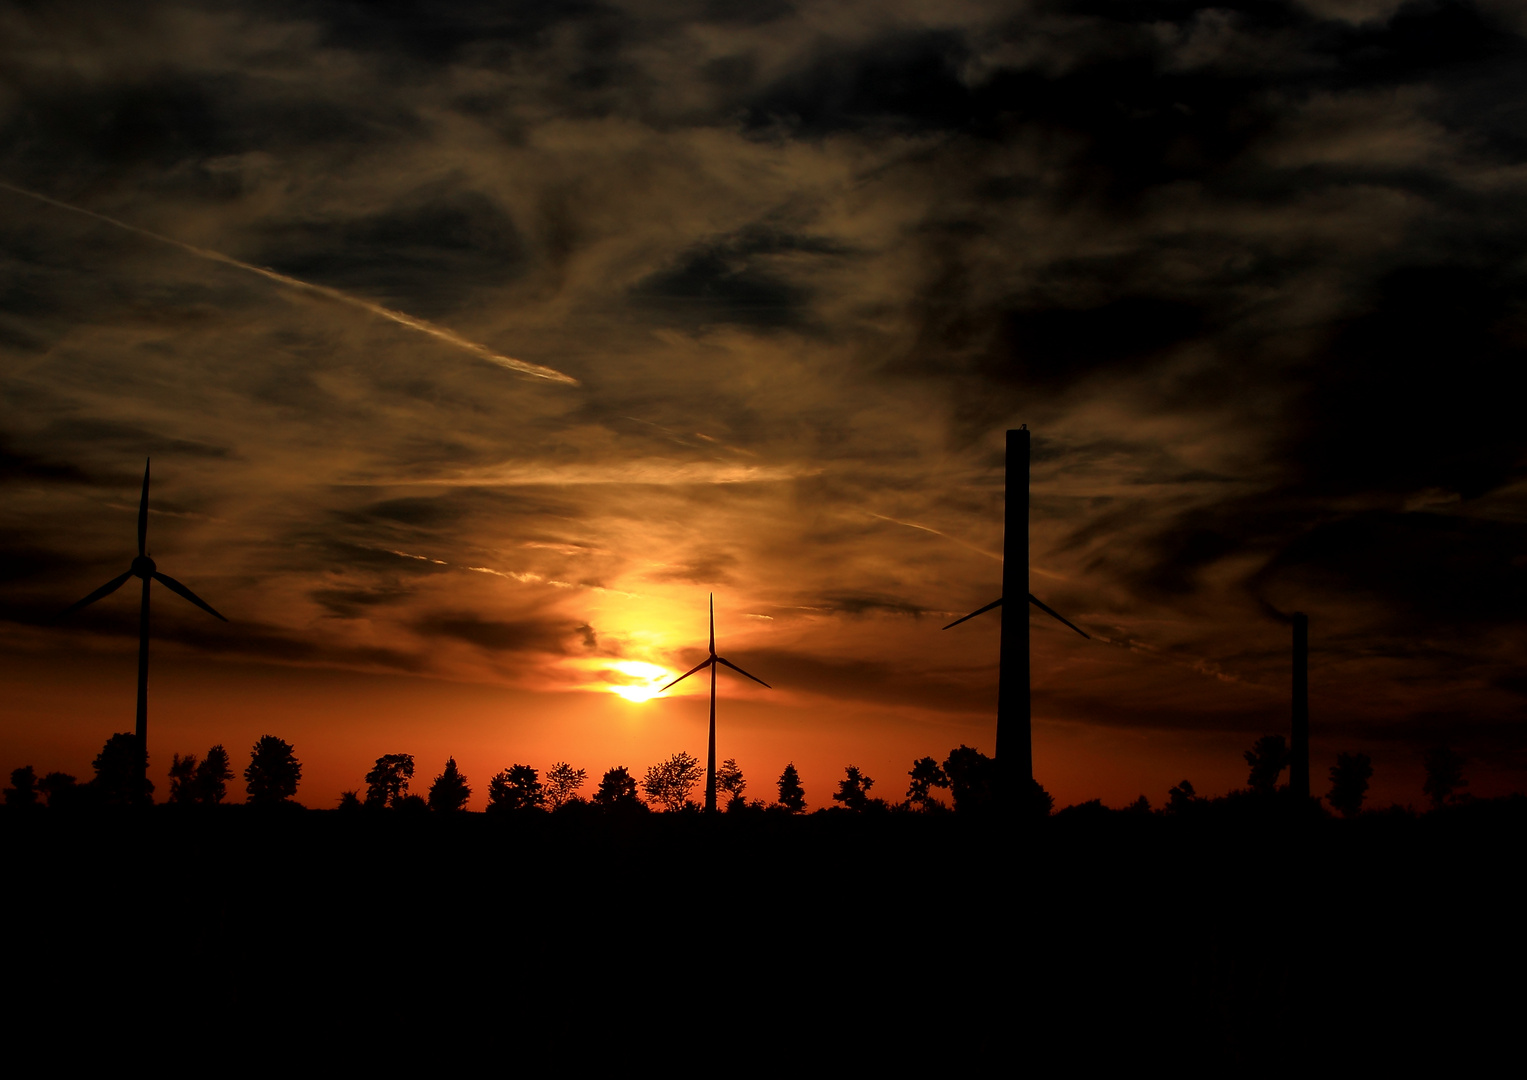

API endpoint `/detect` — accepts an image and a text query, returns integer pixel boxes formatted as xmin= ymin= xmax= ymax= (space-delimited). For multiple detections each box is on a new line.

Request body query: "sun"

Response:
xmin=604 ymin=660 xmax=671 ymax=703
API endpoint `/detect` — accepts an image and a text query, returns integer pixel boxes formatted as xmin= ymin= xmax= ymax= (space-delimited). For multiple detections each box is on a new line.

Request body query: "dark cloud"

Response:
xmin=699 ymin=0 xmax=795 ymax=28
xmin=412 ymin=611 xmax=571 ymax=653
xmin=38 ymin=419 xmax=232 ymax=462
xmin=1335 ymin=0 xmax=1527 ymax=83
xmin=0 ymin=440 xmax=94 ymax=487
xmin=0 ymin=70 xmax=413 ymax=198
xmin=633 ymin=225 xmax=844 ymax=328
xmin=1284 ymin=263 xmax=1527 ymax=500
xmin=1252 ymin=510 xmax=1527 ymax=629
xmin=303 ymin=0 xmax=607 ymax=63
xmin=251 ymin=187 xmax=529 ymax=318
xmin=985 ymin=296 xmax=1207 ymax=386
xmin=309 ymin=583 xmax=413 ymax=618
xmin=742 ymin=30 xmax=979 ymax=136
xmin=0 ymin=535 xmax=90 ymax=589
xmin=279 ymin=537 xmax=456 ymax=578
xmin=176 ymin=620 xmax=425 ymax=671
xmin=742 ymin=646 xmax=990 ymax=712
xmin=3 ymin=583 xmax=426 ymax=672
xmin=346 ymin=495 xmax=468 ymax=528
xmin=818 ymin=593 xmax=932 ymax=618
xmin=647 ymin=548 xmax=737 ymax=585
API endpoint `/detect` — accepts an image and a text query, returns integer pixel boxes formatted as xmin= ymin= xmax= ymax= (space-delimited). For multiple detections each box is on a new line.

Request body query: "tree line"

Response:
xmin=1161 ymin=734 xmax=1470 ymax=816
xmin=0 ymin=728 xmax=1478 ymax=816
xmin=2 ymin=732 xmax=296 ymax=810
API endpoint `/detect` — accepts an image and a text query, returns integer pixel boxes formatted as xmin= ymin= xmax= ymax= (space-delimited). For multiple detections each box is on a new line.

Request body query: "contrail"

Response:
xmin=866 ymin=512 xmax=1001 ymax=562
xmin=0 ymin=179 xmax=578 ymax=385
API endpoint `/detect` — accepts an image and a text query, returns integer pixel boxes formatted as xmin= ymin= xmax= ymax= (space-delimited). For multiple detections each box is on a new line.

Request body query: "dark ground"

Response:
xmin=5 ymin=800 xmax=1521 ymax=1068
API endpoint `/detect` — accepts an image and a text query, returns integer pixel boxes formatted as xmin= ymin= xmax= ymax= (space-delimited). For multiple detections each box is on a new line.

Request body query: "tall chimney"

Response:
xmin=1291 ymin=612 xmax=1309 ymax=800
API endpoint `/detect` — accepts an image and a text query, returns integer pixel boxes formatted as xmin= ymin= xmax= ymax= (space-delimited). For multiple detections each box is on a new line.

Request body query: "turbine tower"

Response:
xmin=659 ymin=594 xmax=770 ymax=812
xmin=943 ymin=427 xmax=1089 ymax=800
xmin=1291 ymin=612 xmax=1309 ymax=800
xmin=57 ymin=459 xmax=227 ymax=778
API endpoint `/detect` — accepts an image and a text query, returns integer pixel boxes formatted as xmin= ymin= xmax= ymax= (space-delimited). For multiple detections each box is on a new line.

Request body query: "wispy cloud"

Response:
xmin=386 ymin=461 xmax=820 ymax=487
xmin=0 ymin=180 xmax=577 ymax=385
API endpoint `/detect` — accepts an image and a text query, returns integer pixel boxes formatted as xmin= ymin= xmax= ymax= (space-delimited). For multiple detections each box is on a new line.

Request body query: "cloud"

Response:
xmin=390 ymin=459 xmax=819 ymax=486
xmin=0 ymin=440 xmax=94 ymax=487
xmin=411 ymin=611 xmax=576 ymax=654
xmin=816 ymin=592 xmax=934 ymax=618
xmin=646 ymin=548 xmax=738 ymax=584
xmin=0 ymin=180 xmax=578 ymax=384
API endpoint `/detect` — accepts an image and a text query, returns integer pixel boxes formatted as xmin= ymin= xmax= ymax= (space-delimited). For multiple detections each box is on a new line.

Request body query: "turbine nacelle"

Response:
xmin=131 ymin=554 xmax=157 ymax=579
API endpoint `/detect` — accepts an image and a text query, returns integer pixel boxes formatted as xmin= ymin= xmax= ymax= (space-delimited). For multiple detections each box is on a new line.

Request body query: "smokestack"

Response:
xmin=1291 ymin=612 xmax=1309 ymax=800
xmin=997 ymin=427 xmax=1031 ymax=783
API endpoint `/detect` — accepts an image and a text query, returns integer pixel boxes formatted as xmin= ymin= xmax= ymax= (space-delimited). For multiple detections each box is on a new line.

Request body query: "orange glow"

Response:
xmin=602 ymin=660 xmax=671 ymax=703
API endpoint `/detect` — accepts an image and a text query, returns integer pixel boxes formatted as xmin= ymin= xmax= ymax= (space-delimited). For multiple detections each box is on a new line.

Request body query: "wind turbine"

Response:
xmin=658 ymin=594 xmax=771 ymax=812
xmin=943 ymin=427 xmax=1089 ymax=802
xmin=1290 ymin=612 xmax=1309 ymax=800
xmin=56 ymin=459 xmax=227 ymax=779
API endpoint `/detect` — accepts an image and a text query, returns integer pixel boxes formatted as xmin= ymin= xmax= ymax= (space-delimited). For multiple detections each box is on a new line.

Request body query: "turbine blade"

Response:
xmin=660 ymin=657 xmax=713 ymax=693
xmin=709 ymin=593 xmax=715 ymax=655
xmin=716 ymin=656 xmax=771 ymax=689
xmin=55 ymin=571 xmax=134 ymax=620
xmin=942 ymin=597 xmax=1002 ymax=630
xmin=153 ymin=572 xmax=228 ymax=621
xmin=138 ymin=458 xmax=150 ymax=556
xmin=1028 ymin=593 xmax=1090 ymax=639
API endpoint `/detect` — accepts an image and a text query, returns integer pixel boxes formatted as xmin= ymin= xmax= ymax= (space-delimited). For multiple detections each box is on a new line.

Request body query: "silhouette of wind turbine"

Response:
xmin=658 ymin=594 xmax=770 ymax=812
xmin=1290 ymin=611 xmax=1309 ymax=800
xmin=56 ymin=459 xmax=227 ymax=778
xmin=943 ymin=427 xmax=1089 ymax=803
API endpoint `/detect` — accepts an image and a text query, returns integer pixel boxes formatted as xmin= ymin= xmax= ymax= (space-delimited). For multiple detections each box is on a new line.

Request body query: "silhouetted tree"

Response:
xmin=545 ymin=762 xmax=587 ymax=809
xmin=1327 ymin=752 xmax=1374 ymax=818
xmin=1422 ymin=746 xmax=1467 ymax=811
xmin=906 ymin=756 xmax=950 ymax=810
xmin=244 ymin=735 xmax=301 ymax=805
xmin=487 ymin=764 xmax=544 ymax=813
xmin=5 ymin=766 xmax=38 ymax=808
xmin=943 ymin=746 xmax=996 ymax=813
xmin=593 ymin=765 xmax=642 ymax=810
xmin=195 ymin=745 xmax=233 ymax=805
xmin=365 ymin=754 xmax=415 ymax=808
xmin=832 ymin=765 xmax=875 ymax=811
xmin=717 ymin=757 xmax=746 ymax=810
xmin=777 ymin=762 xmax=806 ymax=814
xmin=1127 ymin=795 xmax=1151 ymax=814
xmin=1166 ymin=780 xmax=1199 ymax=814
xmin=428 ymin=757 xmax=472 ymax=812
xmin=1029 ymin=780 xmax=1055 ymax=818
xmin=93 ymin=733 xmax=153 ymax=807
xmin=37 ymin=772 xmax=78 ymax=809
xmin=1245 ymin=735 xmax=1290 ymax=795
xmin=643 ymin=752 xmax=703 ymax=812
xmin=168 ymin=753 xmax=199 ymax=804
xmin=337 ymin=790 xmax=362 ymax=811
xmin=396 ymin=793 xmax=429 ymax=814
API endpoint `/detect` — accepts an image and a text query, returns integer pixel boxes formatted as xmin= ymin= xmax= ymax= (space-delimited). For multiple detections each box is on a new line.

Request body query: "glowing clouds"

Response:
xmin=596 ymin=660 xmax=672 ymax=703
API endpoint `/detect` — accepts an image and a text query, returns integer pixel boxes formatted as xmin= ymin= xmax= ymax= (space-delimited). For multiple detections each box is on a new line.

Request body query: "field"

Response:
xmin=7 ymin=799 xmax=1520 ymax=1067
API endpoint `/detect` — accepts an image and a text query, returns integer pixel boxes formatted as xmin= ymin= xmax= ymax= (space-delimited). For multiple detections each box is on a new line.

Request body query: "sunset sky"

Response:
xmin=3 ymin=0 xmax=1525 ymax=810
